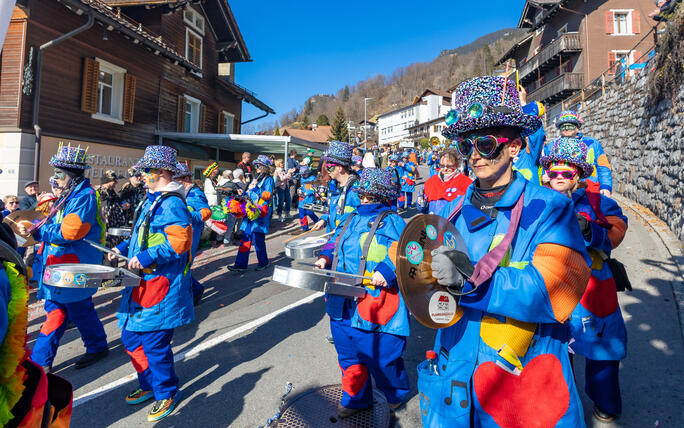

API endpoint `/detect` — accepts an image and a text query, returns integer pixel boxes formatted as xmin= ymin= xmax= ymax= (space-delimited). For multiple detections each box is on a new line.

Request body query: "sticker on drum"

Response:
xmin=61 ymin=272 xmax=74 ymax=285
xmin=74 ymin=273 xmax=87 ymax=286
xmin=443 ymin=232 xmax=456 ymax=250
xmin=51 ymin=271 xmax=61 ymax=283
xmin=405 ymin=241 xmax=424 ymax=265
xmin=426 ymin=225 xmax=437 ymax=240
xmin=43 ymin=269 xmax=51 ymax=282
xmin=428 ymin=291 xmax=457 ymax=324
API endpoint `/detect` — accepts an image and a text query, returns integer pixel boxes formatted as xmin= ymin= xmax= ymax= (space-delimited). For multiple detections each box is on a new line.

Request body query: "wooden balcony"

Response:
xmin=528 ymin=72 xmax=584 ymax=105
xmin=518 ymin=33 xmax=582 ymax=83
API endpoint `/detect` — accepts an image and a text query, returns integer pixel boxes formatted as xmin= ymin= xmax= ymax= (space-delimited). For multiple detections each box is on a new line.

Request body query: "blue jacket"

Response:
xmin=298 ymin=175 xmax=317 ymax=204
xmin=427 ymin=152 xmax=440 ymax=177
xmin=421 ymin=173 xmax=592 ymax=427
xmin=400 ymin=161 xmax=417 ymax=192
xmin=513 ymin=125 xmax=546 ymax=185
xmin=568 ymin=188 xmax=628 ymax=360
xmin=320 ymin=176 xmax=361 ymax=232
xmin=116 ymin=182 xmax=194 ymax=332
xmin=582 ymin=136 xmax=613 ymax=192
xmin=239 ymin=174 xmax=275 ymax=235
xmin=319 ymin=203 xmax=410 ymax=336
xmin=185 ymin=185 xmax=211 ymax=256
xmin=34 ymin=178 xmax=104 ymax=303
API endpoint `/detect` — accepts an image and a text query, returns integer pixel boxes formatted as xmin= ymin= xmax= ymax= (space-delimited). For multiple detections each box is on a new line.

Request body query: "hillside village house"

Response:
xmin=497 ymin=0 xmax=656 ymax=119
xmin=377 ymin=89 xmax=451 ymax=147
xmin=0 ymin=0 xmax=321 ymax=195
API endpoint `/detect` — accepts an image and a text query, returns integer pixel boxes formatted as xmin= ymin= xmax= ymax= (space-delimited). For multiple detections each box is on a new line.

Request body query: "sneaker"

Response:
xmin=592 ymin=405 xmax=618 ymax=423
xmin=126 ymin=388 xmax=153 ymax=405
xmin=227 ymin=265 xmax=246 ymax=273
xmin=74 ymin=349 xmax=109 ymax=369
xmin=147 ymin=390 xmax=182 ymax=422
xmin=254 ymin=264 xmax=269 ymax=271
xmin=336 ymin=403 xmax=371 ymax=418
xmin=278 ymin=215 xmax=284 ymax=222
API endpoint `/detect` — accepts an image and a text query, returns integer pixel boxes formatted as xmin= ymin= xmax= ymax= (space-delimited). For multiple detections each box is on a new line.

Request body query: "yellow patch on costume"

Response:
xmin=480 ymin=316 xmax=536 ymax=359
xmin=344 ymin=206 xmax=355 ymax=214
xmin=588 ymin=249 xmax=604 ymax=270
xmin=140 ymin=232 xmax=166 ymax=248
xmin=359 ymin=232 xmax=388 ymax=263
xmin=488 ymin=234 xmax=511 ymax=267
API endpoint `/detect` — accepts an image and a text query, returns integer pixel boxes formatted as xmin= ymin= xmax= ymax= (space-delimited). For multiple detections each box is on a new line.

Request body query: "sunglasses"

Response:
xmin=454 ymin=136 xmax=512 ymax=159
xmin=7 ymin=201 xmax=18 ymax=205
xmin=560 ymin=124 xmax=578 ymax=131
xmin=325 ymin=164 xmax=338 ymax=173
xmin=548 ymin=170 xmax=578 ymax=179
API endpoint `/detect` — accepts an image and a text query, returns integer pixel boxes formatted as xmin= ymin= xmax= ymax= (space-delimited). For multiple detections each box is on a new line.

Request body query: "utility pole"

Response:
xmin=364 ymin=97 xmax=372 ymax=150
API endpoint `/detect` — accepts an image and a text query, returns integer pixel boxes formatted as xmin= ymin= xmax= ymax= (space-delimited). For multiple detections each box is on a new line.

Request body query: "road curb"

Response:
xmin=614 ymin=193 xmax=684 ymax=338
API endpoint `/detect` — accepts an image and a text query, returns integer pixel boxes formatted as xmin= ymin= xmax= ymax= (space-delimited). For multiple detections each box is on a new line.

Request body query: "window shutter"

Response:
xmin=177 ymin=95 xmax=186 ymax=132
xmin=605 ymin=11 xmax=614 ymax=34
xmin=200 ymin=104 xmax=206 ymax=133
xmin=81 ymin=57 xmax=99 ymax=113
xmin=233 ymin=116 xmax=239 ymax=134
xmin=632 ymin=10 xmax=640 ymax=34
xmin=217 ymin=111 xmax=225 ymax=134
xmin=122 ymin=73 xmax=136 ymax=123
xmin=608 ymin=51 xmax=617 ymax=73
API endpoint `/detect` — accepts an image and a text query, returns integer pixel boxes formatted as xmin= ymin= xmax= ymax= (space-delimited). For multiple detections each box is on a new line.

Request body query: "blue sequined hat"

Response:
xmin=321 ymin=140 xmax=353 ymax=166
xmin=352 ymin=155 xmax=363 ymax=167
xmin=353 ymin=168 xmax=398 ymax=200
xmin=253 ymin=155 xmax=273 ymax=168
xmin=173 ymin=162 xmax=192 ymax=178
xmin=134 ymin=145 xmax=179 ymax=172
xmin=388 ymin=154 xmax=400 ymax=162
xmin=401 ymin=151 xmax=410 ymax=159
xmin=49 ymin=142 xmax=91 ymax=170
xmin=299 ymin=165 xmax=310 ymax=176
xmin=539 ymin=137 xmax=594 ymax=179
xmin=442 ymin=76 xmax=541 ymax=140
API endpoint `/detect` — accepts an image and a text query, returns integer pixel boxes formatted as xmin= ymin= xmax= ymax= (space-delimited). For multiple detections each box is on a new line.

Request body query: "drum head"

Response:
xmin=286 ymin=237 xmax=328 ymax=250
xmin=396 ymin=214 xmax=468 ymax=329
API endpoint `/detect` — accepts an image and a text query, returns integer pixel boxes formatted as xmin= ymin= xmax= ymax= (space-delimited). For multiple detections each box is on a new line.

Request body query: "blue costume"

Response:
xmin=297 ymin=170 xmax=319 ymax=231
xmin=399 ymin=155 xmax=417 ymax=208
xmin=319 ymin=175 xmax=361 ymax=233
xmin=184 ymin=182 xmax=211 ymax=299
xmin=582 ymin=136 xmax=613 ymax=192
xmin=427 ymin=151 xmax=440 ymax=177
xmin=513 ymin=125 xmax=546 ymax=184
xmin=234 ymin=164 xmax=274 ymax=270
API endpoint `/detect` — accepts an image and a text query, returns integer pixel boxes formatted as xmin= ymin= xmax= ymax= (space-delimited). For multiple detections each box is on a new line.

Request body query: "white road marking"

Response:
xmin=72 ymin=291 xmax=324 ymax=408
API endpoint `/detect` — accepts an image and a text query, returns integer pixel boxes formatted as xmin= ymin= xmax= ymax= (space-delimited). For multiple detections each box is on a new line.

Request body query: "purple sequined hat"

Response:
xmin=173 ymin=162 xmax=192 ymax=178
xmin=253 ymin=155 xmax=273 ymax=168
xmin=442 ymin=76 xmax=542 ymax=139
xmin=352 ymin=155 xmax=363 ymax=167
xmin=539 ymin=137 xmax=594 ymax=179
xmin=49 ymin=142 xmax=91 ymax=170
xmin=134 ymin=145 xmax=179 ymax=172
xmin=353 ymin=168 xmax=399 ymax=200
xmin=321 ymin=141 xmax=353 ymax=166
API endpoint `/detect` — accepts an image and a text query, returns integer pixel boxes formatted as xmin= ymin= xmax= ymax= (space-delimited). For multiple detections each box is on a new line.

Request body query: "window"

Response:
xmin=614 ymin=12 xmax=629 ymax=34
xmin=557 ymin=24 xmax=568 ymax=37
xmin=223 ymin=111 xmax=235 ymax=134
xmin=186 ymin=28 xmax=203 ymax=69
xmin=535 ymin=25 xmax=544 ymax=36
xmin=184 ymin=95 xmax=201 ymax=133
xmin=92 ymin=58 xmax=126 ymax=124
xmin=183 ymin=7 xmax=205 ymax=35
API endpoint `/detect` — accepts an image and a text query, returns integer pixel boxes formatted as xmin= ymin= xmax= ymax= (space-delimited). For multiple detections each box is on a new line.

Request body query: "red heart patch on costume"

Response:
xmin=132 ymin=276 xmax=170 ymax=308
xmin=580 ymin=276 xmax=618 ymax=317
xmin=473 ymin=354 xmax=569 ymax=428
xmin=45 ymin=253 xmax=80 ymax=266
xmin=357 ymin=287 xmax=400 ymax=325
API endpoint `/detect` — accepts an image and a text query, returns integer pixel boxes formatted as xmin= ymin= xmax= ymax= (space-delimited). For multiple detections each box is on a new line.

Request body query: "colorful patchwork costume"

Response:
xmin=427 ymin=149 xmax=440 ymax=177
xmin=318 ymin=168 xmax=410 ymax=410
xmin=422 ymin=170 xmax=472 ymax=215
xmin=512 ymin=101 xmax=546 ymax=184
xmin=399 ymin=152 xmax=417 ymax=208
xmin=420 ymin=77 xmax=592 ymax=427
xmin=319 ymin=141 xmax=361 ymax=232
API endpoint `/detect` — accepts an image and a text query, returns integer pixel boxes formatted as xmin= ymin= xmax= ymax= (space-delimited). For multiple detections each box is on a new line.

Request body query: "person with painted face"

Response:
xmin=174 ymin=162 xmax=212 ymax=306
xmin=296 ymin=165 xmax=320 ymax=231
xmin=418 ymin=76 xmax=592 ymax=427
xmin=314 ymin=168 xmax=410 ymax=417
xmin=540 ymin=137 xmax=629 ymax=423
xmin=420 ymin=149 xmax=472 ymax=215
xmin=398 ymin=152 xmax=417 ymax=209
xmin=228 ymin=155 xmax=274 ymax=272
xmin=311 ymin=141 xmax=361 ymax=232
xmin=108 ymin=146 xmax=193 ymax=422
xmin=25 ymin=143 xmax=109 ymax=373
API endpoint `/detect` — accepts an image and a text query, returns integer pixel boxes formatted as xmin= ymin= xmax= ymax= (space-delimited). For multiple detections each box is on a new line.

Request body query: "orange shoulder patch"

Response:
xmin=387 ymin=241 xmax=398 ymax=266
xmin=605 ymin=216 xmax=627 ymax=249
xmin=61 ymin=213 xmax=91 ymax=240
xmin=200 ymin=208 xmax=212 ymax=222
xmin=165 ymin=224 xmax=192 ymax=254
xmin=597 ymin=154 xmax=612 ymax=170
xmin=532 ymin=243 xmax=590 ymax=322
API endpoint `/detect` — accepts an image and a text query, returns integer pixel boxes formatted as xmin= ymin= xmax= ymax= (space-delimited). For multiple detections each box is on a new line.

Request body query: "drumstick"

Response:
xmin=84 ymin=239 xmax=131 ymax=262
xmin=310 ymin=265 xmax=373 ymax=281
xmin=298 ymin=230 xmax=334 ymax=245
xmin=283 ymin=228 xmax=315 ymax=244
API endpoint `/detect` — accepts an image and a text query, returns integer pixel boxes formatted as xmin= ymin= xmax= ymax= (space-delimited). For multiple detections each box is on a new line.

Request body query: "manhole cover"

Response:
xmin=276 ymin=384 xmax=390 ymax=428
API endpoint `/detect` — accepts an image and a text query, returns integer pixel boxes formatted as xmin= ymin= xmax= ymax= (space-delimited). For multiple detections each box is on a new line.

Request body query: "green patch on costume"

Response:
xmin=187 ymin=206 xmax=195 ymax=213
xmin=344 ymin=206 xmax=355 ymax=214
xmin=513 ymin=167 xmax=533 ymax=181
xmin=138 ymin=232 xmax=166 ymax=248
xmin=488 ymin=234 xmax=528 ymax=269
xmin=359 ymin=232 xmax=388 ymax=263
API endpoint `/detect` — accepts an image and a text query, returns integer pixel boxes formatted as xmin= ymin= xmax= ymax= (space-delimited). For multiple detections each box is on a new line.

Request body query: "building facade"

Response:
xmin=377 ymin=89 xmax=451 ymax=146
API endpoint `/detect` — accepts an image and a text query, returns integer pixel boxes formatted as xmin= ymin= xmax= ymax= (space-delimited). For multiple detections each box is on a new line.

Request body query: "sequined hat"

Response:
xmin=539 ymin=137 xmax=594 ymax=179
xmin=401 ymin=151 xmax=410 ymax=159
xmin=174 ymin=162 xmax=192 ymax=178
xmin=442 ymin=76 xmax=542 ymax=140
xmin=253 ymin=155 xmax=273 ymax=168
xmin=133 ymin=145 xmax=179 ymax=173
xmin=388 ymin=154 xmax=400 ymax=162
xmin=202 ymin=162 xmax=218 ymax=177
xmin=321 ymin=141 xmax=353 ymax=166
xmin=49 ymin=142 xmax=91 ymax=170
xmin=299 ymin=165 xmax=311 ymax=176
xmin=555 ymin=110 xmax=583 ymax=129
xmin=352 ymin=155 xmax=363 ymax=167
xmin=353 ymin=167 xmax=398 ymax=200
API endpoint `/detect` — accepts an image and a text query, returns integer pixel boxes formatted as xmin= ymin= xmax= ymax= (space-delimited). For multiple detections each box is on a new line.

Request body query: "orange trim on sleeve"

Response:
xmin=60 ymin=213 xmax=91 ymax=240
xmin=164 ymin=224 xmax=192 ymax=254
xmin=605 ymin=216 xmax=627 ymax=249
xmin=200 ymin=208 xmax=212 ymax=222
xmin=597 ymin=154 xmax=612 ymax=170
xmin=532 ymin=243 xmax=591 ymax=323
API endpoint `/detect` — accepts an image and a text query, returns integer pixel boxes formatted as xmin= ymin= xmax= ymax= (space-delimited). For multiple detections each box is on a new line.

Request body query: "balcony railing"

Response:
xmin=528 ymin=72 xmax=584 ymax=105
xmin=518 ymin=33 xmax=582 ymax=83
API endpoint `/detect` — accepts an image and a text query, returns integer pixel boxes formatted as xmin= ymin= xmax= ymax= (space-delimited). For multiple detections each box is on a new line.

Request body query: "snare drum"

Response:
xmin=272 ymin=265 xmax=366 ymax=298
xmin=43 ymin=264 xmax=141 ymax=288
xmin=284 ymin=237 xmax=327 ymax=259
xmin=107 ymin=227 xmax=132 ymax=237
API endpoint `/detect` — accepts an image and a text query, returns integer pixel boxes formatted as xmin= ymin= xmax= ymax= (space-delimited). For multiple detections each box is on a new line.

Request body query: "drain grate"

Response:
xmin=275 ymin=384 xmax=390 ymax=428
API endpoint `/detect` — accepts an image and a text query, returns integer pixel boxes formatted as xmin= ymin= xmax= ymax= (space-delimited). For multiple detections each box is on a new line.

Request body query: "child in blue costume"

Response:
xmin=174 ymin=162 xmax=211 ymax=306
xmin=311 ymin=141 xmax=361 ymax=233
xmin=229 ymin=155 xmax=274 ymax=272
xmin=386 ymin=154 xmax=402 ymax=210
xmin=29 ymin=143 xmax=109 ymax=372
xmin=314 ymin=168 xmax=410 ymax=418
xmin=399 ymin=152 xmax=417 ymax=209
xmin=296 ymin=165 xmax=319 ymax=231
xmin=427 ymin=146 xmax=440 ymax=177
xmin=112 ymin=146 xmax=193 ymax=422
xmin=420 ymin=76 xmax=592 ymax=427
xmin=541 ymin=137 xmax=628 ymax=423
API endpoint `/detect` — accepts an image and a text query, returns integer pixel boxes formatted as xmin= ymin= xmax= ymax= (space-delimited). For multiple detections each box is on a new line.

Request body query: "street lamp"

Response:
xmin=364 ymin=97 xmax=372 ymax=150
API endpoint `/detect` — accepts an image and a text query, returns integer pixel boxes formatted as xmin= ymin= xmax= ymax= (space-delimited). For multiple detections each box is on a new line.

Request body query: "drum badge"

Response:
xmin=425 ymin=225 xmax=437 ymax=240
xmin=405 ymin=241 xmax=424 ymax=265
xmin=74 ymin=273 xmax=87 ymax=286
xmin=43 ymin=270 xmax=51 ymax=282
xmin=443 ymin=232 xmax=456 ymax=250
xmin=61 ymin=272 xmax=74 ymax=285
xmin=51 ymin=271 xmax=61 ymax=283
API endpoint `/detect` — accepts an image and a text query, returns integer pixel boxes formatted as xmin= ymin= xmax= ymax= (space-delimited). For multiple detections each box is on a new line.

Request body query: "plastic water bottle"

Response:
xmin=426 ymin=350 xmax=440 ymax=375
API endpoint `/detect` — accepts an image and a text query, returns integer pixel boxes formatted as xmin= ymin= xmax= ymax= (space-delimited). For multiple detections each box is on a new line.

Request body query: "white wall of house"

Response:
xmin=0 ymin=132 xmax=36 ymax=197
xmin=378 ymin=92 xmax=451 ymax=146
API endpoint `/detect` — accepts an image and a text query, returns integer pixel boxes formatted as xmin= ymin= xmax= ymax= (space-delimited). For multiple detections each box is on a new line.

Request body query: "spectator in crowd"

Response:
xmin=236 ymin=152 xmax=254 ymax=182
xmin=286 ymin=150 xmax=300 ymax=210
xmin=203 ymin=162 xmax=219 ymax=206
xmin=362 ymin=151 xmax=376 ymax=168
xmin=302 ymin=148 xmax=315 ymax=166
xmin=379 ymin=145 xmax=390 ymax=169
xmin=274 ymin=159 xmax=293 ymax=222
xmin=119 ymin=167 xmax=145 ymax=225
xmin=19 ymin=180 xmax=39 ymax=210
xmin=218 ymin=169 xmax=233 ymax=186
xmin=98 ymin=170 xmax=127 ymax=249
xmin=232 ymin=168 xmax=247 ymax=195
xmin=2 ymin=196 xmax=20 ymax=217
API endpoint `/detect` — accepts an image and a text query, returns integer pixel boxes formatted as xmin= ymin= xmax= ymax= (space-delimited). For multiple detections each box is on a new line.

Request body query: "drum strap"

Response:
xmin=335 ymin=174 xmax=359 ymax=215
xmin=139 ymin=192 xmax=185 ymax=252
xmin=446 ymin=192 xmax=524 ymax=287
xmin=331 ymin=213 xmax=356 ymax=273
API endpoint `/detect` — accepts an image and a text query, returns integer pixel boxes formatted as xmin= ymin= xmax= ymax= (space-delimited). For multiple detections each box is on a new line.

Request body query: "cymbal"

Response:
xmin=3 ymin=210 xmax=44 ymax=247
xmin=396 ymin=214 xmax=469 ymax=329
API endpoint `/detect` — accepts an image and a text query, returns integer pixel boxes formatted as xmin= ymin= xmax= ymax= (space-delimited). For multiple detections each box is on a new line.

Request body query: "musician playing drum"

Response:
xmin=314 ymin=168 xmax=410 ymax=418
xmin=419 ymin=76 xmax=592 ymax=427
xmin=27 ymin=143 xmax=109 ymax=373
xmin=109 ymin=146 xmax=193 ymax=422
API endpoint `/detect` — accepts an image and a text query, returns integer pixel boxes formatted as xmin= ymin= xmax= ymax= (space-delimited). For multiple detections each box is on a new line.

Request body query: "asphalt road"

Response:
xmin=27 ymin=166 xmax=684 ymax=427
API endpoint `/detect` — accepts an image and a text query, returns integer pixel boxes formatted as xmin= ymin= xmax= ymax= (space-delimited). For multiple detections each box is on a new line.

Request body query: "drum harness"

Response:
xmin=331 ymin=174 xmax=359 ymax=216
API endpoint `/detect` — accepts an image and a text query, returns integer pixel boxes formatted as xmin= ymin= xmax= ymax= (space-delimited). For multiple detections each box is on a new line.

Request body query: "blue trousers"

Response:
xmin=31 ymin=298 xmax=108 ymax=367
xmin=586 ymin=359 xmax=622 ymax=415
xmin=276 ymin=187 xmax=291 ymax=216
xmin=121 ymin=329 xmax=178 ymax=400
xmin=402 ymin=192 xmax=413 ymax=209
xmin=330 ymin=316 xmax=410 ymax=408
xmin=191 ymin=276 xmax=204 ymax=297
xmin=234 ymin=231 xmax=268 ymax=268
xmin=298 ymin=208 xmax=319 ymax=231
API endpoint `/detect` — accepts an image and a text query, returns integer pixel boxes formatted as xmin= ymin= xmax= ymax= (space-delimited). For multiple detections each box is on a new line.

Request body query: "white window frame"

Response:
xmin=611 ymin=9 xmax=633 ymax=36
xmin=183 ymin=7 xmax=205 ymax=36
xmin=91 ymin=58 xmax=126 ymax=125
xmin=184 ymin=94 xmax=201 ymax=133
xmin=223 ymin=110 xmax=235 ymax=134
xmin=535 ymin=25 xmax=544 ymax=36
xmin=185 ymin=27 xmax=203 ymax=70
xmin=557 ymin=24 xmax=568 ymax=37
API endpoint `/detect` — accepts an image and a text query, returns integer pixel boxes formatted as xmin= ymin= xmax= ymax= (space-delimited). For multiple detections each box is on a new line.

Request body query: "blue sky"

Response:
xmin=231 ymin=1 xmax=524 ymax=131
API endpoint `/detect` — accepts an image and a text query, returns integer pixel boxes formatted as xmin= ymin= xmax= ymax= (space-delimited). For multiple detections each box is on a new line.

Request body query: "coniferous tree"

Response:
xmin=300 ymin=114 xmax=310 ymax=129
xmin=330 ymin=107 xmax=349 ymax=142
xmin=273 ymin=127 xmax=280 ymax=136
xmin=316 ymin=114 xmax=330 ymax=126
